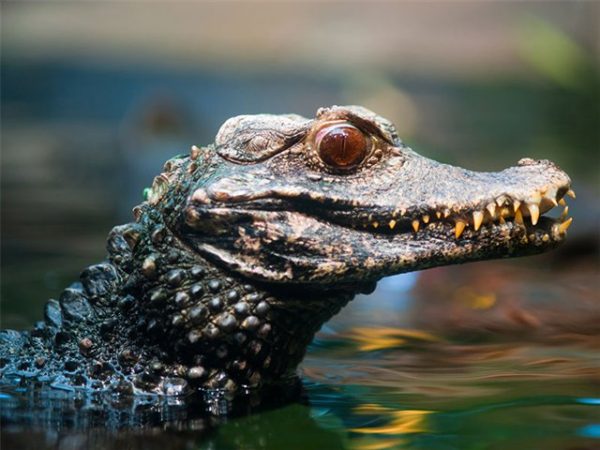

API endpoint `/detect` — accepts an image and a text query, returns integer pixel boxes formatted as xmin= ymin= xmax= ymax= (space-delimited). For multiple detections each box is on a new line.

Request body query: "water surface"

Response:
xmin=2 ymin=258 xmax=598 ymax=450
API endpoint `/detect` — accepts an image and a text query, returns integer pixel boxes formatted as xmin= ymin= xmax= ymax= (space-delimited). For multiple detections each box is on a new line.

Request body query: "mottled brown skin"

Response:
xmin=0 ymin=106 xmax=572 ymax=396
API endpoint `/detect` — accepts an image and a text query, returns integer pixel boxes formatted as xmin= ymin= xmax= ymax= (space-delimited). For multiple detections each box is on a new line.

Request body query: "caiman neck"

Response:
xmin=1 ymin=202 xmax=357 ymax=394
xmin=106 ymin=207 xmax=355 ymax=392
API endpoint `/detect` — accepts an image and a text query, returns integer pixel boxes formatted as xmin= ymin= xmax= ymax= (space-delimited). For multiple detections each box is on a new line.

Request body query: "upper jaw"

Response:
xmin=188 ymin=154 xmax=574 ymax=242
xmin=332 ymin=174 xmax=574 ymax=241
xmin=244 ymin=156 xmax=575 ymax=242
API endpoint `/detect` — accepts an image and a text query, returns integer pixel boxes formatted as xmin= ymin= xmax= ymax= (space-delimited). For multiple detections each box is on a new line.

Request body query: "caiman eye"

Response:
xmin=315 ymin=123 xmax=368 ymax=169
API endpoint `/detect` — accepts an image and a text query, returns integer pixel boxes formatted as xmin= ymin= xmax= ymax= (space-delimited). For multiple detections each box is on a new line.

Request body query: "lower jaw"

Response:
xmin=378 ymin=218 xmax=567 ymax=276
xmin=348 ymin=211 xmax=567 ymax=242
xmin=384 ymin=221 xmax=568 ymax=271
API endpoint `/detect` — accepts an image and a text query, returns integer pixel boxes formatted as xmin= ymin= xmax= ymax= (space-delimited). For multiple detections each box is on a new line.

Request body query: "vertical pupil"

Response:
xmin=316 ymin=124 xmax=367 ymax=168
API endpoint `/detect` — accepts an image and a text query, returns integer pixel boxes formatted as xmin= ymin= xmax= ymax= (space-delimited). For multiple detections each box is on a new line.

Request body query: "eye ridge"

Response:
xmin=315 ymin=122 xmax=369 ymax=170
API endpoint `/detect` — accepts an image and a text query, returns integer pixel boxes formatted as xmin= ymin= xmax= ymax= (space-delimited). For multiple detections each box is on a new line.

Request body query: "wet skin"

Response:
xmin=0 ymin=105 xmax=574 ymax=396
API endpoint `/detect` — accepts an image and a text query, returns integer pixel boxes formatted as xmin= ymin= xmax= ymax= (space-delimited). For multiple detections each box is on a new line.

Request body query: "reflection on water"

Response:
xmin=2 ymin=259 xmax=599 ymax=449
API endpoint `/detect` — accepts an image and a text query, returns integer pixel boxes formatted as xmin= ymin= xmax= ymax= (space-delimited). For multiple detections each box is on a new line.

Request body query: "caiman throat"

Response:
xmin=0 ymin=105 xmax=574 ymax=395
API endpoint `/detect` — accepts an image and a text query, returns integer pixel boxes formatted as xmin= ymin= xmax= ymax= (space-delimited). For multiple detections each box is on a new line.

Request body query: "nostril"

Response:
xmin=518 ymin=158 xmax=559 ymax=170
xmin=517 ymin=157 xmax=537 ymax=166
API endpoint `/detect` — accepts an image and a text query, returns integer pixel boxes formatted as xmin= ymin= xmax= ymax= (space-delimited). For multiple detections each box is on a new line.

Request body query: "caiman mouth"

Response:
xmin=318 ymin=185 xmax=575 ymax=243
xmin=178 ymin=151 xmax=575 ymax=286
xmin=182 ymin=177 xmax=575 ymax=285
xmin=193 ymin=176 xmax=575 ymax=248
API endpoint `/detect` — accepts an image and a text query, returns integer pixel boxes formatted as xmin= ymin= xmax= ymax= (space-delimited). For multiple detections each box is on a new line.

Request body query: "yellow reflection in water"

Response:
xmin=351 ymin=407 xmax=434 ymax=434
xmin=350 ymin=437 xmax=408 ymax=450
xmin=452 ymin=287 xmax=496 ymax=310
xmin=354 ymin=403 xmax=392 ymax=414
xmin=348 ymin=327 xmax=440 ymax=352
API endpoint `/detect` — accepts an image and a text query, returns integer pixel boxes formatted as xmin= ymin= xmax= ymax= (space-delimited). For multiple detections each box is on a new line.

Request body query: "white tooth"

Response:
xmin=545 ymin=187 xmax=558 ymax=206
xmin=558 ymin=217 xmax=573 ymax=233
xmin=455 ymin=220 xmax=466 ymax=238
xmin=527 ymin=203 xmax=540 ymax=225
xmin=496 ymin=195 xmax=508 ymax=207
xmin=412 ymin=220 xmax=420 ymax=232
xmin=389 ymin=219 xmax=397 ymax=230
xmin=443 ymin=209 xmax=451 ymax=218
xmin=472 ymin=211 xmax=484 ymax=231
xmin=486 ymin=203 xmax=496 ymax=218
xmin=567 ymin=189 xmax=576 ymax=199
xmin=422 ymin=215 xmax=430 ymax=224
xmin=560 ymin=206 xmax=569 ymax=219
xmin=513 ymin=200 xmax=521 ymax=212
xmin=515 ymin=208 xmax=524 ymax=224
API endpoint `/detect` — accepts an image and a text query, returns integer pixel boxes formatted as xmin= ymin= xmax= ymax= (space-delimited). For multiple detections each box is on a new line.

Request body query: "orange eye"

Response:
xmin=315 ymin=123 xmax=368 ymax=169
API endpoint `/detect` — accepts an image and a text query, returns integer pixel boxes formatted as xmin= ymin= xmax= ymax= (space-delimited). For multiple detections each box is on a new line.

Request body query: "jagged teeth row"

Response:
xmin=366 ymin=189 xmax=575 ymax=239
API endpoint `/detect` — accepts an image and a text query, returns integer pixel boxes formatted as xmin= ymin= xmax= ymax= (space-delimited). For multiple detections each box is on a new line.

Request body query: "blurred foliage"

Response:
xmin=518 ymin=16 xmax=599 ymax=188
xmin=519 ymin=16 xmax=596 ymax=91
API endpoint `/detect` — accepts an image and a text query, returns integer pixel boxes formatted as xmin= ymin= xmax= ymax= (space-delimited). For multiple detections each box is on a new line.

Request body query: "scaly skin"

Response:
xmin=0 ymin=105 xmax=573 ymax=395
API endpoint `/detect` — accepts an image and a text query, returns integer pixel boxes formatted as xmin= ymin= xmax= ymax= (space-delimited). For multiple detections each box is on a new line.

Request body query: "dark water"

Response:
xmin=2 ymin=259 xmax=599 ymax=450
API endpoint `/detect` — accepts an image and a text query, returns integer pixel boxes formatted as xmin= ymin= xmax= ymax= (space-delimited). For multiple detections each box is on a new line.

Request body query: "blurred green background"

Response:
xmin=1 ymin=1 xmax=600 ymax=326
xmin=2 ymin=1 xmax=598 ymax=326
xmin=1 ymin=3 xmax=599 ymax=449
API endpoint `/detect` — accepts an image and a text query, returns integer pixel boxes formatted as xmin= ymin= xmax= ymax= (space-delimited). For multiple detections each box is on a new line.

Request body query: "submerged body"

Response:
xmin=0 ymin=106 xmax=573 ymax=395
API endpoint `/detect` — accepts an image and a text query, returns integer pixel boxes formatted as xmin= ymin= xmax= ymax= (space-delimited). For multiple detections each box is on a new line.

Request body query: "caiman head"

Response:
xmin=153 ymin=105 xmax=573 ymax=290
